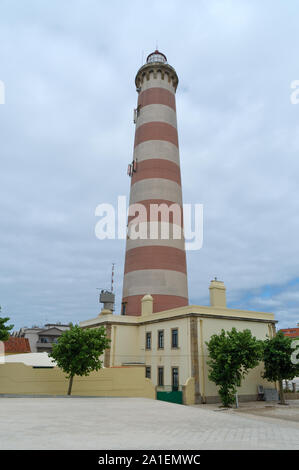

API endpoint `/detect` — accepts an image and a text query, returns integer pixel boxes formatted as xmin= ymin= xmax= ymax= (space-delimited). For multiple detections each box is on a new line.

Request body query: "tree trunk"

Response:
xmin=67 ymin=375 xmax=74 ymax=396
xmin=278 ymin=379 xmax=285 ymax=404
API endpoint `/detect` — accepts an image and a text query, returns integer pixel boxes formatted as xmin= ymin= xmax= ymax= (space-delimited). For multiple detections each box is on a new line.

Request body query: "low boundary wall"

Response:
xmin=0 ymin=363 xmax=155 ymax=398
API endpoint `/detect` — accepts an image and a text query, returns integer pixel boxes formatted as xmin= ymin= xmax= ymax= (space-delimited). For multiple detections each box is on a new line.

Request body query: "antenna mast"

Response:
xmin=111 ymin=263 xmax=115 ymax=293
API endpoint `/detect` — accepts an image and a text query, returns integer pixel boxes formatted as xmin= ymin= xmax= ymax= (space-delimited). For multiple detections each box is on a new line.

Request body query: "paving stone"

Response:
xmin=0 ymin=397 xmax=298 ymax=450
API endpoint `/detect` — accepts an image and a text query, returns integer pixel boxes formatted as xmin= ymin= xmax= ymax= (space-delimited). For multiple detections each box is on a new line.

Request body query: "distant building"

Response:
xmin=4 ymin=337 xmax=31 ymax=355
xmin=15 ymin=323 xmax=71 ymax=353
xmin=280 ymin=324 xmax=299 ymax=338
xmin=3 ymin=352 xmax=56 ymax=367
xmin=14 ymin=327 xmax=42 ymax=353
xmin=36 ymin=327 xmax=67 ymax=353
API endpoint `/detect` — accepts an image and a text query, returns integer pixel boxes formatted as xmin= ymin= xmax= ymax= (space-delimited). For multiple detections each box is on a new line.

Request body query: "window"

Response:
xmin=121 ymin=302 xmax=127 ymax=316
xmin=158 ymin=330 xmax=164 ymax=349
xmin=171 ymin=328 xmax=178 ymax=348
xmin=40 ymin=337 xmax=48 ymax=343
xmin=172 ymin=367 xmax=179 ymax=391
xmin=158 ymin=367 xmax=164 ymax=386
xmin=145 ymin=366 xmax=151 ymax=379
xmin=145 ymin=332 xmax=151 ymax=350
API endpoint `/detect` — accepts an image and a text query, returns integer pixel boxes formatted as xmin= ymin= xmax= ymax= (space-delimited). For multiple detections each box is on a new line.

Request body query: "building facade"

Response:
xmin=80 ymin=281 xmax=276 ymax=404
xmin=35 ymin=327 xmax=67 ymax=353
xmin=15 ymin=323 xmax=70 ymax=353
xmin=280 ymin=325 xmax=299 ymax=338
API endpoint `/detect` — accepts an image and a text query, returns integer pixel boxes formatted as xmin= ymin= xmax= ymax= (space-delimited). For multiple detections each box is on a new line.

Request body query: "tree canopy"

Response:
xmin=49 ymin=324 xmax=110 ymax=395
xmin=0 ymin=307 xmax=14 ymax=342
xmin=206 ymin=327 xmax=264 ymax=407
xmin=262 ymin=330 xmax=299 ymax=404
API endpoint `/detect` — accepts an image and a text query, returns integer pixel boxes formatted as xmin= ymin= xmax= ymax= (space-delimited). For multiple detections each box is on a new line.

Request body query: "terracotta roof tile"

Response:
xmin=4 ymin=337 xmax=31 ymax=354
xmin=280 ymin=328 xmax=299 ymax=338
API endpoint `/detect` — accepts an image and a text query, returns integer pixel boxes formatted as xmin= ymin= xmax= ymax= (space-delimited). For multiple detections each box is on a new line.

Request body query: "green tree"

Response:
xmin=262 ymin=331 xmax=299 ymax=405
xmin=0 ymin=307 xmax=14 ymax=342
xmin=206 ymin=328 xmax=264 ymax=407
xmin=49 ymin=324 xmax=110 ymax=395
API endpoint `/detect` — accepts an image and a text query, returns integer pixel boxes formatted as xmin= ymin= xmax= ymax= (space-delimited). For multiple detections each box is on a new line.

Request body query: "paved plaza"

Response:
xmin=0 ymin=397 xmax=299 ymax=450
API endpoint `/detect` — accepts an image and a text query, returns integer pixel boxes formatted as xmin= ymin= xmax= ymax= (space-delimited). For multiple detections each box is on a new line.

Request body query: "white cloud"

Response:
xmin=0 ymin=0 xmax=299 ymax=329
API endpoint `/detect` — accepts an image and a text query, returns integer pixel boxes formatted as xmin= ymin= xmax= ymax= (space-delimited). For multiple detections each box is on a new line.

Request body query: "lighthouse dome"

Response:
xmin=146 ymin=50 xmax=167 ymax=64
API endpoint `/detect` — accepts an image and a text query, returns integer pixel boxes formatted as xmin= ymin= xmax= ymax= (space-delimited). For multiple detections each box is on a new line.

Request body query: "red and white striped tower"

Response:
xmin=121 ymin=50 xmax=188 ymax=316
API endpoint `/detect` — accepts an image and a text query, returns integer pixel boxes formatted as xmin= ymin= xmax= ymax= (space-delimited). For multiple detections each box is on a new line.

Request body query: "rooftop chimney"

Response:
xmin=209 ymin=278 xmax=226 ymax=308
xmin=141 ymin=294 xmax=153 ymax=316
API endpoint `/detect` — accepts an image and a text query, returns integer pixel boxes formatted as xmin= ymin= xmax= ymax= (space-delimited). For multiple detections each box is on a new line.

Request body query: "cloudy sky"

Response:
xmin=0 ymin=0 xmax=298 ymax=330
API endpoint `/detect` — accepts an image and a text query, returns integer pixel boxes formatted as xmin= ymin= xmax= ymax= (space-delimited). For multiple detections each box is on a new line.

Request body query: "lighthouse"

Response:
xmin=121 ymin=50 xmax=189 ymax=316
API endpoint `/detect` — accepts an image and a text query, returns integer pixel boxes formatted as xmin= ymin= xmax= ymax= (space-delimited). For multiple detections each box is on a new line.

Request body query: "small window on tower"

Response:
xmin=127 ymin=164 xmax=133 ymax=177
xmin=121 ymin=302 xmax=127 ymax=316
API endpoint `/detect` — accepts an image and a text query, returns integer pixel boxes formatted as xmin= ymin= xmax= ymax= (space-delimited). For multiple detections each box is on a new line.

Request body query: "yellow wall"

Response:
xmin=83 ymin=318 xmax=192 ymax=387
xmin=140 ymin=317 xmax=191 ymax=387
xmin=80 ymin=304 xmax=276 ymax=404
xmin=182 ymin=377 xmax=195 ymax=405
xmin=198 ymin=317 xmax=275 ymax=401
xmin=97 ymin=315 xmax=275 ymax=397
xmin=111 ymin=324 xmax=140 ymax=366
xmin=0 ymin=363 xmax=155 ymax=399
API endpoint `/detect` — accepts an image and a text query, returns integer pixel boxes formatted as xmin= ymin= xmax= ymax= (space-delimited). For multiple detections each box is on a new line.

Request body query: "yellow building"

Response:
xmin=80 ymin=280 xmax=276 ymax=404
